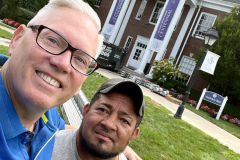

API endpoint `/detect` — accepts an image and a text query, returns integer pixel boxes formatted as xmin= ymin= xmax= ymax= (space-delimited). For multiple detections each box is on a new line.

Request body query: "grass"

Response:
xmin=81 ymin=72 xmax=240 ymax=159
xmin=185 ymin=103 xmax=240 ymax=139
xmin=0 ymin=45 xmax=9 ymax=56
xmin=0 ymin=22 xmax=16 ymax=30
xmin=0 ymin=28 xmax=13 ymax=39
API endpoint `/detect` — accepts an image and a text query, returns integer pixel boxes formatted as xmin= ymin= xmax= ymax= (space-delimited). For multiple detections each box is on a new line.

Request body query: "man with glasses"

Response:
xmin=0 ymin=0 xmax=141 ymax=159
xmin=0 ymin=0 xmax=102 ymax=159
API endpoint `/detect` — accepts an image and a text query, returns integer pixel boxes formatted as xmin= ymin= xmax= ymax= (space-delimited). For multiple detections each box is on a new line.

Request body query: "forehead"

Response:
xmin=98 ymin=93 xmax=137 ymax=116
xmin=35 ymin=7 xmax=99 ymax=57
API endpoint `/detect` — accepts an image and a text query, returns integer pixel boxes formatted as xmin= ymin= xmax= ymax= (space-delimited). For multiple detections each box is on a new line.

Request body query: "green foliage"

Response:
xmin=82 ymin=75 xmax=240 ymax=158
xmin=84 ymin=0 xmax=96 ymax=7
xmin=0 ymin=0 xmax=23 ymax=20
xmin=197 ymin=6 xmax=240 ymax=106
xmin=151 ymin=57 xmax=186 ymax=90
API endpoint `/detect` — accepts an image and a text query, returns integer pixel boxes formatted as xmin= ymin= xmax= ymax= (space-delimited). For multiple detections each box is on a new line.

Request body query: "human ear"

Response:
xmin=8 ymin=25 xmax=26 ymax=56
xmin=129 ymin=127 xmax=140 ymax=142
xmin=82 ymin=103 xmax=90 ymax=118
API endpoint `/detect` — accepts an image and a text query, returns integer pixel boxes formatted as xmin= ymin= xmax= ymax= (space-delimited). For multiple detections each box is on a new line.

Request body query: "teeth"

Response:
xmin=37 ymin=72 xmax=60 ymax=88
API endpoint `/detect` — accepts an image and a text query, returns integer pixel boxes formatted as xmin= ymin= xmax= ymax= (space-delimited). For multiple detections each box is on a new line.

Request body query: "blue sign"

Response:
xmin=203 ymin=91 xmax=224 ymax=106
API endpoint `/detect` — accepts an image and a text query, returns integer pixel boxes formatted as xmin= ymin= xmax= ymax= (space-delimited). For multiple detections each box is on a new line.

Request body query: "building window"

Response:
xmin=136 ymin=0 xmax=148 ymax=20
xmin=124 ymin=36 xmax=133 ymax=50
xmin=133 ymin=42 xmax=147 ymax=60
xmin=149 ymin=1 xmax=164 ymax=24
xmin=177 ymin=55 xmax=196 ymax=83
xmin=192 ymin=12 xmax=217 ymax=39
xmin=94 ymin=0 xmax=102 ymax=8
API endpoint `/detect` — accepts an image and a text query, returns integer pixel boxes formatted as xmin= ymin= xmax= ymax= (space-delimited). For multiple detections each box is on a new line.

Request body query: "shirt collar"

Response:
xmin=0 ymin=73 xmax=27 ymax=139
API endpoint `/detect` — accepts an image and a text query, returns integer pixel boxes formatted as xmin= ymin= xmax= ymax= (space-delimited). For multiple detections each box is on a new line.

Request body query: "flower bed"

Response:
xmin=177 ymin=94 xmax=240 ymax=127
xmin=2 ymin=18 xmax=21 ymax=28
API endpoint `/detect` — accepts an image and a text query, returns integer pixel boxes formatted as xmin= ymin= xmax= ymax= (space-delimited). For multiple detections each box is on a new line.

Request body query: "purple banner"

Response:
xmin=154 ymin=0 xmax=180 ymax=40
xmin=109 ymin=0 xmax=125 ymax=25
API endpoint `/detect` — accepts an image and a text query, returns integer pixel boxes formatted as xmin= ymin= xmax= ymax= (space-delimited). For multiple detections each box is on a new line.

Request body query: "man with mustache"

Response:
xmin=52 ymin=78 xmax=145 ymax=160
xmin=0 ymin=0 xmax=140 ymax=159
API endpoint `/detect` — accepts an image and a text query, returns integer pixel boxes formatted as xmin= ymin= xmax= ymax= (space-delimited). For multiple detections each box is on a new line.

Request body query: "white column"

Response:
xmin=114 ymin=0 xmax=136 ymax=45
xmin=108 ymin=0 xmax=130 ymax=43
xmin=146 ymin=0 xmax=186 ymax=77
xmin=169 ymin=5 xmax=196 ymax=59
xmin=101 ymin=0 xmax=117 ymax=36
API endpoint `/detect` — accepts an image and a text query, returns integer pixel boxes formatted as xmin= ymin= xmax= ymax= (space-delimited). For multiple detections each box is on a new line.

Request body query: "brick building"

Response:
xmin=93 ymin=0 xmax=239 ymax=91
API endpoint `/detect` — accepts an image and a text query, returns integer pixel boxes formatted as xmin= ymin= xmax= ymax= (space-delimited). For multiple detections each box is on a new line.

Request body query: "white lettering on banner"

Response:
xmin=205 ymin=96 xmax=222 ymax=104
xmin=158 ymin=10 xmax=172 ymax=38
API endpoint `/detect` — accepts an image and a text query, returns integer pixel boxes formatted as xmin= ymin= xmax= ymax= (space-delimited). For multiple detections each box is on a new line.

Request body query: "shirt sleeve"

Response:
xmin=0 ymin=54 xmax=9 ymax=66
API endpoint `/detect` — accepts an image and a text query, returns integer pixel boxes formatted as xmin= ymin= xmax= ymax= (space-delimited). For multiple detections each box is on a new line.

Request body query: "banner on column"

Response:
xmin=149 ymin=0 xmax=180 ymax=52
xmin=200 ymin=51 xmax=220 ymax=75
xmin=102 ymin=0 xmax=125 ymax=36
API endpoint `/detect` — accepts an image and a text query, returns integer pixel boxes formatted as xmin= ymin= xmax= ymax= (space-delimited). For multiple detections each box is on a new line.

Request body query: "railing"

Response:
xmin=60 ymin=90 xmax=89 ymax=128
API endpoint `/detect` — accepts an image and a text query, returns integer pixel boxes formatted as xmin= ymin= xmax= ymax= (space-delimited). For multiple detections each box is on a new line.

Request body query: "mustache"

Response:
xmin=93 ymin=124 xmax=117 ymax=142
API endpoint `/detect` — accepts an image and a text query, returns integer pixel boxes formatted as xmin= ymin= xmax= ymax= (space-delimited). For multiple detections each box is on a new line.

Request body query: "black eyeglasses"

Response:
xmin=29 ymin=25 xmax=99 ymax=76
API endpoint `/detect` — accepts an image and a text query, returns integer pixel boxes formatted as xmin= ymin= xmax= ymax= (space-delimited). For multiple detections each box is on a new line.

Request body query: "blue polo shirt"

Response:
xmin=0 ymin=54 xmax=8 ymax=66
xmin=0 ymin=73 xmax=65 ymax=159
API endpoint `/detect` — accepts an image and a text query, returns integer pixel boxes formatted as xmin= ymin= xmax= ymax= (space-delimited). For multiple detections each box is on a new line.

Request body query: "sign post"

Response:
xmin=196 ymin=88 xmax=228 ymax=120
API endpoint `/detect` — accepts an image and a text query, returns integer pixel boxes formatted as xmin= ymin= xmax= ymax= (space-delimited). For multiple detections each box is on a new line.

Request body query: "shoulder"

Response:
xmin=44 ymin=107 xmax=65 ymax=130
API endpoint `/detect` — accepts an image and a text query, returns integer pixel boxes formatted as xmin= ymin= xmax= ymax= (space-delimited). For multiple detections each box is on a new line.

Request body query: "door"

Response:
xmin=128 ymin=42 xmax=147 ymax=69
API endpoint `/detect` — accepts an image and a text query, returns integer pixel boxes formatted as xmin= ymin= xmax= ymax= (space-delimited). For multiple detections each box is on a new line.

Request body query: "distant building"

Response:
xmin=94 ymin=0 xmax=239 ymax=90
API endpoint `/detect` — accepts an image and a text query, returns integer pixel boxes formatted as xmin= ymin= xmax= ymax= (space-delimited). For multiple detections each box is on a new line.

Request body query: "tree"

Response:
xmin=0 ymin=0 xmax=23 ymax=20
xmin=197 ymin=6 xmax=240 ymax=105
xmin=151 ymin=57 xmax=185 ymax=90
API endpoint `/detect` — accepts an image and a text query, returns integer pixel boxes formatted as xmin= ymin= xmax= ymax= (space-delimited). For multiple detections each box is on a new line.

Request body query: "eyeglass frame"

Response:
xmin=28 ymin=25 xmax=100 ymax=76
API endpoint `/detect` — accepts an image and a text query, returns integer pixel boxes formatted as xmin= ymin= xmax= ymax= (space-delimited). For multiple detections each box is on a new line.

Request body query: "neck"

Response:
xmin=76 ymin=130 xmax=118 ymax=160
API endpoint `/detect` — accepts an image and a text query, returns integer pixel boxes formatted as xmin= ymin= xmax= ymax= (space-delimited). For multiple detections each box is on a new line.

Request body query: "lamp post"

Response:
xmin=174 ymin=28 xmax=219 ymax=119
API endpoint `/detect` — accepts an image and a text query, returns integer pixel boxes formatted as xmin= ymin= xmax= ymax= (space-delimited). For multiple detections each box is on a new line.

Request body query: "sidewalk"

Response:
xmin=96 ymin=68 xmax=240 ymax=154
xmin=0 ymin=23 xmax=14 ymax=47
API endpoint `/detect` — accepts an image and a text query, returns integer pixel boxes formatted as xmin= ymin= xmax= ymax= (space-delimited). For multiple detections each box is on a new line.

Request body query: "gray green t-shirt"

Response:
xmin=52 ymin=129 xmax=127 ymax=160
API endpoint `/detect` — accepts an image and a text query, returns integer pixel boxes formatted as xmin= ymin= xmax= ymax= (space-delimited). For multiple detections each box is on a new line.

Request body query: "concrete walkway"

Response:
xmin=96 ymin=68 xmax=240 ymax=155
xmin=0 ymin=22 xmax=239 ymax=155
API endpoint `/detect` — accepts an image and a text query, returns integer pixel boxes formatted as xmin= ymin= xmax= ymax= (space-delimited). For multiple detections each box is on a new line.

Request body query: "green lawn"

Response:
xmin=0 ymin=28 xmax=13 ymax=40
xmin=0 ymin=45 xmax=9 ymax=56
xmin=185 ymin=104 xmax=240 ymax=139
xmin=81 ymin=72 xmax=240 ymax=159
xmin=0 ymin=22 xmax=16 ymax=29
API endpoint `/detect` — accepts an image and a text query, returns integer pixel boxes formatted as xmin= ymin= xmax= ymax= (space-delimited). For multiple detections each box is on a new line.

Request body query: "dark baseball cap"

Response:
xmin=97 ymin=78 xmax=145 ymax=117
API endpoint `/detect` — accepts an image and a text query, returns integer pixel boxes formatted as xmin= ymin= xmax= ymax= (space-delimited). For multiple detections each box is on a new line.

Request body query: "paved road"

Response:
xmin=96 ymin=68 xmax=240 ymax=154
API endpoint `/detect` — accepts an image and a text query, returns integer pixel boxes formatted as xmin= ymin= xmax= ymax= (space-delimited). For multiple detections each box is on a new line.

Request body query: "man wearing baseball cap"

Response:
xmin=52 ymin=78 xmax=145 ymax=160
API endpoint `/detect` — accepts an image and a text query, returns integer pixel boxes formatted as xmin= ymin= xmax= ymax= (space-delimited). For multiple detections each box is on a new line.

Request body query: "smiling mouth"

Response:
xmin=37 ymin=71 xmax=61 ymax=88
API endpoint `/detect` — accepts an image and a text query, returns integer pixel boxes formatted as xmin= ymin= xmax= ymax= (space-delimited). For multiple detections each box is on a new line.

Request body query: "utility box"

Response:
xmin=97 ymin=42 xmax=128 ymax=71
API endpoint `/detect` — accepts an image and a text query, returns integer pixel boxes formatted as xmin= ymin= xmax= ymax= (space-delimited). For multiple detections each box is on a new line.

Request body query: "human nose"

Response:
xmin=49 ymin=50 xmax=72 ymax=73
xmin=101 ymin=114 xmax=118 ymax=131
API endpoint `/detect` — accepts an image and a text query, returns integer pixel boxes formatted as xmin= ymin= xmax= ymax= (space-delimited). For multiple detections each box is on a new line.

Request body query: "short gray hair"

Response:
xmin=28 ymin=0 xmax=104 ymax=58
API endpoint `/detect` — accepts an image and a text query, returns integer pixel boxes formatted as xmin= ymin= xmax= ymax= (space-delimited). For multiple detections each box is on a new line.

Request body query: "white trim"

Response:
xmin=149 ymin=0 xmax=165 ymax=25
xmin=114 ymin=0 xmax=136 ymax=45
xmin=124 ymin=36 xmax=133 ymax=49
xmin=202 ymin=0 xmax=238 ymax=13
xmin=192 ymin=12 xmax=217 ymax=39
xmin=135 ymin=0 xmax=148 ymax=20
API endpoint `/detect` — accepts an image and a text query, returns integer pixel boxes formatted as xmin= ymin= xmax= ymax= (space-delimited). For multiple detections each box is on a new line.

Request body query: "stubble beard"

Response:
xmin=79 ymin=125 xmax=128 ymax=159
